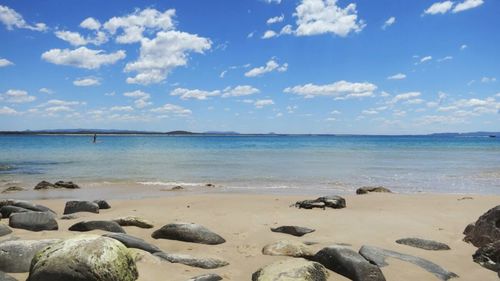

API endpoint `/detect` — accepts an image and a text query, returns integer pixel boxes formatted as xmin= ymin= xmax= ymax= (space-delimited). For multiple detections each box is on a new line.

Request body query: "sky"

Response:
xmin=0 ymin=0 xmax=499 ymax=134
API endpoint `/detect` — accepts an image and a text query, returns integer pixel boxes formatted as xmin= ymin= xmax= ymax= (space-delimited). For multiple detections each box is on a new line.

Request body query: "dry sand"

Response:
xmin=3 ymin=193 xmax=499 ymax=281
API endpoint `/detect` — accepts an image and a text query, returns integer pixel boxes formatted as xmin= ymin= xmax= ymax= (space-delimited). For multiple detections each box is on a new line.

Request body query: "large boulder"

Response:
xmin=313 ymin=245 xmax=386 ymax=281
xmin=187 ymin=274 xmax=222 ymax=281
xmin=9 ymin=212 xmax=58 ymax=232
xmin=0 ymin=224 xmax=12 ymax=237
xmin=262 ymin=240 xmax=314 ymax=258
xmin=472 ymin=240 xmax=500 ymax=277
xmin=464 ymin=205 xmax=500 ymax=247
xmin=103 ymin=233 xmax=161 ymax=254
xmin=11 ymin=201 xmax=55 ymax=214
xmin=0 ymin=271 xmax=17 ymax=281
xmin=0 ymin=239 xmax=60 ymax=273
xmin=152 ymin=223 xmax=225 ymax=245
xmin=154 ymin=251 xmax=229 ymax=269
xmin=69 ymin=220 xmax=125 ymax=233
xmin=93 ymin=200 xmax=111 ymax=209
xmin=26 ymin=235 xmax=138 ymax=281
xmin=271 ymin=225 xmax=315 ymax=237
xmin=63 ymin=201 xmax=99 ymax=215
xmin=356 ymin=186 xmax=392 ymax=194
xmin=252 ymin=258 xmax=329 ymax=281
xmin=295 ymin=196 xmax=346 ymax=209
xmin=113 ymin=216 xmax=154 ymax=229
xmin=0 ymin=206 xmax=30 ymax=218
xmin=396 ymin=237 xmax=450 ymax=250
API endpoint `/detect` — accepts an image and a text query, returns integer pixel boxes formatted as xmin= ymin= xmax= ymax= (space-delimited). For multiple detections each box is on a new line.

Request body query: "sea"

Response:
xmin=1 ymin=134 xmax=499 ymax=197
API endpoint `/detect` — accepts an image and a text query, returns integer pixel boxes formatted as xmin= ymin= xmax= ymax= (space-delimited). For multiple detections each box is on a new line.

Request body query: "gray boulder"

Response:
xmin=0 ymin=271 xmax=17 ymax=281
xmin=473 ymin=240 xmax=500 ymax=276
xmin=464 ymin=205 xmax=500 ymax=248
xmin=53 ymin=181 xmax=80 ymax=189
xmin=0 ymin=224 xmax=12 ymax=237
xmin=271 ymin=225 xmax=315 ymax=237
xmin=9 ymin=212 xmax=58 ymax=232
xmin=26 ymin=235 xmax=138 ymax=281
xmin=356 ymin=186 xmax=392 ymax=194
xmin=187 ymin=273 xmax=222 ymax=281
xmin=154 ymin=251 xmax=229 ymax=269
xmin=295 ymin=196 xmax=346 ymax=209
xmin=313 ymin=245 xmax=386 ymax=281
xmin=252 ymin=258 xmax=329 ymax=281
xmin=60 ymin=214 xmax=78 ymax=220
xmin=262 ymin=240 xmax=314 ymax=258
xmin=152 ymin=223 xmax=225 ymax=245
xmin=69 ymin=220 xmax=125 ymax=233
xmin=63 ymin=200 xmax=99 ymax=214
xmin=103 ymin=233 xmax=161 ymax=254
xmin=0 ymin=239 xmax=60 ymax=273
xmin=113 ymin=216 xmax=154 ymax=228
xmin=396 ymin=237 xmax=450 ymax=250
xmin=0 ymin=206 xmax=30 ymax=218
xmin=93 ymin=200 xmax=111 ymax=209
xmin=11 ymin=201 xmax=55 ymax=214
xmin=33 ymin=181 xmax=55 ymax=190
xmin=359 ymin=245 xmax=458 ymax=281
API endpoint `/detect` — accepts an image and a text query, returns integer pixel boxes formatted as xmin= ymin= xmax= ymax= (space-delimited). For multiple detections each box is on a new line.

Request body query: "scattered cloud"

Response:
xmin=110 ymin=106 xmax=134 ymax=112
xmin=453 ymin=0 xmax=484 ymax=13
xmin=424 ymin=0 xmax=483 ymax=15
xmin=54 ymin=30 xmax=107 ymax=46
xmin=0 ymin=5 xmax=47 ymax=31
xmin=0 ymin=58 xmax=13 ymax=67
xmin=0 ymin=106 xmax=19 ymax=115
xmin=424 ymin=1 xmax=454 ymax=15
xmin=42 ymin=47 xmax=126 ymax=69
xmin=171 ymin=88 xmax=220 ymax=100
xmin=254 ymin=99 xmax=274 ymax=108
xmin=263 ymin=0 xmax=282 ymax=3
xmin=262 ymin=30 xmax=278 ymax=39
xmin=284 ymin=80 xmax=377 ymax=100
xmin=460 ymin=44 xmax=467 ymax=50
xmin=73 ymin=77 xmax=101 ymax=86
xmin=39 ymin=88 xmax=54 ymax=94
xmin=245 ymin=59 xmax=288 ymax=77
xmin=388 ymin=92 xmax=421 ymax=104
xmin=387 ymin=73 xmax=406 ymax=80
xmin=420 ymin=56 xmax=432 ymax=63
xmin=481 ymin=77 xmax=496 ymax=83
xmin=438 ymin=56 xmax=453 ymax=62
xmin=80 ymin=17 xmax=101 ymax=30
xmin=267 ymin=14 xmax=284 ymax=25
xmin=382 ymin=17 xmax=396 ymax=30
xmin=150 ymin=103 xmax=192 ymax=116
xmin=222 ymin=85 xmax=260 ymax=97
xmin=123 ymin=90 xmax=152 ymax=108
xmin=0 ymin=89 xmax=36 ymax=103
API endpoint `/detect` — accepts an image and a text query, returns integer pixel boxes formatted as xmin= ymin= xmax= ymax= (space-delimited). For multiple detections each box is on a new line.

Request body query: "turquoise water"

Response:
xmin=1 ymin=135 xmax=499 ymax=194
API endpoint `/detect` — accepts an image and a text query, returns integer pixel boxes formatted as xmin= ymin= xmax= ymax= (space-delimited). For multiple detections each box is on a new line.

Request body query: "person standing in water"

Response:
xmin=93 ymin=133 xmax=97 ymax=143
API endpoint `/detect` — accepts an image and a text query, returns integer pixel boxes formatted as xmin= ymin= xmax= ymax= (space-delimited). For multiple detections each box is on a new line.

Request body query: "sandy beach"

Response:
xmin=2 ymin=192 xmax=498 ymax=281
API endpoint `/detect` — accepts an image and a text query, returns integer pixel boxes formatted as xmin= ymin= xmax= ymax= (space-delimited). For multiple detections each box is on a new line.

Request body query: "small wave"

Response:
xmin=137 ymin=181 xmax=203 ymax=187
xmin=0 ymin=164 xmax=14 ymax=171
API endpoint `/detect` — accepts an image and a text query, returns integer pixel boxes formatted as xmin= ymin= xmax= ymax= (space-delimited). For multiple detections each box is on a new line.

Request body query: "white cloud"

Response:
xmin=54 ymin=30 xmax=108 ymax=46
xmin=150 ymin=104 xmax=192 ymax=116
xmin=453 ymin=0 xmax=484 ymax=13
xmin=219 ymin=70 xmax=227 ymax=78
xmin=481 ymin=77 xmax=496 ymax=83
xmin=38 ymin=99 xmax=85 ymax=107
xmin=254 ymin=99 xmax=274 ymax=108
xmin=0 ymin=106 xmax=19 ymax=115
xmin=382 ymin=16 xmax=396 ymax=30
xmin=73 ymin=77 xmax=100 ymax=87
xmin=294 ymin=0 xmax=365 ymax=37
xmin=39 ymin=88 xmax=54 ymax=94
xmin=420 ymin=56 xmax=432 ymax=63
xmin=45 ymin=106 xmax=74 ymax=113
xmin=424 ymin=0 xmax=483 ymax=15
xmin=170 ymin=88 xmax=220 ymax=100
xmin=0 ymin=5 xmax=47 ymax=31
xmin=460 ymin=44 xmax=467 ymax=50
xmin=123 ymin=90 xmax=152 ymax=108
xmin=245 ymin=59 xmax=288 ymax=77
xmin=262 ymin=30 xmax=278 ymax=39
xmin=387 ymin=73 xmax=406 ymax=80
xmin=0 ymin=89 xmax=36 ymax=103
xmin=222 ymin=85 xmax=260 ymax=98
xmin=42 ymin=47 xmax=126 ymax=69
xmin=267 ymin=14 xmax=284 ymax=25
xmin=110 ymin=106 xmax=134 ymax=112
xmin=284 ymin=80 xmax=377 ymax=99
xmin=438 ymin=56 xmax=453 ymax=62
xmin=247 ymin=31 xmax=255 ymax=38
xmin=263 ymin=0 xmax=282 ymax=3
xmin=388 ymin=92 xmax=421 ymax=104
xmin=424 ymin=1 xmax=454 ymax=15
xmin=0 ymin=58 xmax=13 ymax=67
xmin=362 ymin=109 xmax=378 ymax=115
xmin=280 ymin=24 xmax=293 ymax=35
xmin=80 ymin=17 xmax=101 ymax=30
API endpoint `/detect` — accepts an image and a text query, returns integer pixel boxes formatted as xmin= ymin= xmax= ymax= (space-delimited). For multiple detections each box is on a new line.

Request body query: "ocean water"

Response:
xmin=0 ymin=134 xmax=499 ymax=195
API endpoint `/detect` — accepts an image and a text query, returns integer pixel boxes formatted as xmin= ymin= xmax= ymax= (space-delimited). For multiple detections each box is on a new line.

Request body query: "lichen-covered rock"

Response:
xmin=356 ymin=186 xmax=392 ymax=194
xmin=0 ymin=223 xmax=12 ymax=237
xmin=93 ymin=200 xmax=111 ymax=209
xmin=252 ymin=258 xmax=329 ymax=281
xmin=103 ymin=233 xmax=161 ymax=254
xmin=113 ymin=216 xmax=154 ymax=228
xmin=0 ymin=239 xmax=60 ymax=273
xmin=262 ymin=240 xmax=314 ymax=258
xmin=295 ymin=196 xmax=346 ymax=209
xmin=69 ymin=220 xmax=125 ymax=233
xmin=187 ymin=273 xmax=222 ymax=281
xmin=396 ymin=237 xmax=450 ymax=250
xmin=271 ymin=226 xmax=315 ymax=237
xmin=63 ymin=200 xmax=99 ymax=215
xmin=9 ymin=212 xmax=58 ymax=232
xmin=154 ymin=251 xmax=229 ymax=269
xmin=152 ymin=223 xmax=225 ymax=245
xmin=464 ymin=205 xmax=500 ymax=248
xmin=26 ymin=235 xmax=138 ymax=281
xmin=473 ymin=240 xmax=500 ymax=276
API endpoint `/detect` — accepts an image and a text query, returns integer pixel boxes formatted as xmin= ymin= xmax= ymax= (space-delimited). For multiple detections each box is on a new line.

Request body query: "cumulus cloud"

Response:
xmin=245 ymin=59 xmax=288 ymax=77
xmin=254 ymin=99 xmax=274 ymax=108
xmin=424 ymin=1 xmax=454 ymax=15
xmin=0 ymin=106 xmax=19 ymax=115
xmin=453 ymin=0 xmax=484 ymax=13
xmin=262 ymin=30 xmax=278 ymax=39
xmin=150 ymin=104 xmax=192 ymax=116
xmin=41 ymin=47 xmax=126 ymax=69
xmin=170 ymin=88 xmax=220 ymax=100
xmin=0 ymin=58 xmax=13 ymax=67
xmin=221 ymin=85 xmax=260 ymax=97
xmin=0 ymin=5 xmax=47 ymax=31
xmin=284 ymin=80 xmax=377 ymax=100
xmin=73 ymin=77 xmax=100 ymax=86
xmin=80 ymin=17 xmax=101 ymax=30
xmin=38 ymin=99 xmax=85 ymax=107
xmin=0 ymin=89 xmax=36 ymax=103
xmin=424 ymin=0 xmax=483 ymax=15
xmin=54 ymin=30 xmax=108 ymax=46
xmin=123 ymin=90 xmax=152 ymax=108
xmin=387 ymin=73 xmax=406 ymax=80
xmin=267 ymin=14 xmax=284 ymax=25
xmin=388 ymin=92 xmax=421 ymax=104
xmin=382 ymin=17 xmax=396 ymax=30
xmin=110 ymin=106 xmax=134 ymax=112
xmin=39 ymin=88 xmax=54 ymax=94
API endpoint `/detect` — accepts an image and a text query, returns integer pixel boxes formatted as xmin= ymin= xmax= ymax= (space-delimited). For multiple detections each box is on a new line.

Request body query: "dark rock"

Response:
xmin=53 ymin=181 xmax=80 ymax=189
xmin=171 ymin=185 xmax=184 ymax=191
xmin=359 ymin=245 xmax=458 ymax=281
xmin=262 ymin=240 xmax=314 ymax=258
xmin=1 ymin=186 xmax=24 ymax=193
xmin=0 ymin=239 xmax=60 ymax=273
xmin=205 ymin=183 xmax=215 ymax=188
xmin=473 ymin=240 xmax=500 ymax=275
xmin=152 ymin=223 xmax=225 ymax=245
xmin=154 ymin=251 xmax=229 ymax=269
xmin=113 ymin=216 xmax=154 ymax=228
xmin=271 ymin=225 xmax=315 ymax=237
xmin=69 ymin=220 xmax=125 ymax=233
xmin=313 ymin=245 xmax=386 ymax=281
xmin=396 ymin=237 xmax=451 ymax=250
xmin=9 ymin=212 xmax=58 ymax=232
xmin=11 ymin=201 xmax=55 ymax=214
xmin=33 ymin=181 xmax=55 ymax=190
xmin=0 ymin=271 xmax=17 ymax=281
xmin=63 ymin=200 xmax=99 ymax=215
xmin=295 ymin=195 xmax=346 ymax=209
xmin=463 ymin=205 xmax=500 ymax=247
xmin=93 ymin=200 xmax=111 ymax=209
xmin=356 ymin=186 xmax=392 ymax=194
xmin=0 ymin=224 xmax=12 ymax=237
xmin=187 ymin=273 xmax=222 ymax=281
xmin=0 ymin=206 xmax=30 ymax=218
xmin=252 ymin=258 xmax=328 ymax=281
xmin=463 ymin=223 xmax=475 ymax=236
xmin=103 ymin=233 xmax=161 ymax=254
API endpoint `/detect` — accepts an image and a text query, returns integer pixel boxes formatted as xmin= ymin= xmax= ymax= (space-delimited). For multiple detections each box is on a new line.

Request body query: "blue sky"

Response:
xmin=0 ymin=0 xmax=498 ymax=134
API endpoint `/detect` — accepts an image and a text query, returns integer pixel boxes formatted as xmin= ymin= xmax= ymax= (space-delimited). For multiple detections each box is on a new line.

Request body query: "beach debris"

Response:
xmin=63 ymin=200 xmax=99 ymax=214
xmin=152 ymin=222 xmax=226 ymax=245
xmin=0 ymin=206 xmax=30 ymax=218
xmin=294 ymin=195 xmax=346 ymax=209
xmin=187 ymin=273 xmax=223 ymax=281
xmin=9 ymin=212 xmax=58 ymax=232
xmin=252 ymin=258 xmax=329 ymax=281
xmin=463 ymin=205 xmax=500 ymax=247
xmin=314 ymin=245 xmax=386 ymax=281
xmin=0 ymin=223 xmax=12 ymax=237
xmin=473 ymin=240 xmax=500 ymax=277
xmin=26 ymin=235 xmax=138 ymax=281
xmin=93 ymin=200 xmax=111 ymax=209
xmin=396 ymin=237 xmax=451 ymax=250
xmin=356 ymin=186 xmax=392 ymax=195
xmin=34 ymin=180 xmax=80 ymax=190
xmin=1 ymin=186 xmax=25 ymax=193
xmin=154 ymin=251 xmax=229 ymax=269
xmin=103 ymin=233 xmax=161 ymax=254
xmin=359 ymin=245 xmax=458 ymax=281
xmin=69 ymin=220 xmax=125 ymax=233
xmin=271 ymin=225 xmax=315 ymax=237
xmin=0 ymin=271 xmax=17 ymax=281
xmin=60 ymin=214 xmax=78 ymax=220
xmin=262 ymin=240 xmax=314 ymax=258
xmin=0 ymin=239 xmax=60 ymax=273
xmin=113 ymin=216 xmax=154 ymax=229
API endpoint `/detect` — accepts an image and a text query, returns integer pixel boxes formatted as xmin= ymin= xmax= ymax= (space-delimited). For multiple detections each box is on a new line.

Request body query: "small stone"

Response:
xmin=33 ymin=181 xmax=55 ymax=190
xmin=396 ymin=237 xmax=451 ymax=251
xmin=63 ymin=200 xmax=99 ymax=215
xmin=113 ymin=216 xmax=154 ymax=229
xmin=356 ymin=186 xmax=392 ymax=194
xmin=271 ymin=226 xmax=315 ymax=237
xmin=69 ymin=220 xmax=125 ymax=233
xmin=154 ymin=251 xmax=229 ymax=269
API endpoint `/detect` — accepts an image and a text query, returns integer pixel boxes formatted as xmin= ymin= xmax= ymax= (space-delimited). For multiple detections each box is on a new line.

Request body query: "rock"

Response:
xmin=0 ymin=224 xmax=12 ymax=237
xmin=0 ymin=206 xmax=30 ymax=218
xmin=356 ymin=186 xmax=392 ymax=194
xmin=473 ymin=240 xmax=500 ymax=275
xmin=33 ymin=181 xmax=55 ymax=190
xmin=54 ymin=181 xmax=80 ymax=189
xmin=262 ymin=240 xmax=314 ymax=258
xmin=26 ymin=235 xmax=138 ymax=281
xmin=252 ymin=258 xmax=329 ymax=281
xmin=93 ymin=200 xmax=111 ymax=209
xmin=396 ymin=237 xmax=450 ymax=250
xmin=171 ymin=185 xmax=184 ymax=191
xmin=295 ymin=195 xmax=346 ymax=209
xmin=463 ymin=205 xmax=500 ymax=247
xmin=1 ymin=186 xmax=24 ymax=193
xmin=187 ymin=273 xmax=222 ymax=281
xmin=205 ymin=183 xmax=215 ymax=188
xmin=63 ymin=200 xmax=99 ymax=214
xmin=0 ymin=271 xmax=17 ymax=281
xmin=271 ymin=225 xmax=315 ymax=237
xmin=113 ymin=216 xmax=154 ymax=228
xmin=9 ymin=212 xmax=58 ymax=232
xmin=0 ymin=239 xmax=60 ymax=273
xmin=359 ymin=245 xmax=458 ymax=281
xmin=313 ymin=245 xmax=386 ymax=281
xmin=11 ymin=201 xmax=55 ymax=214
xmin=60 ymin=214 xmax=78 ymax=220
xmin=103 ymin=233 xmax=161 ymax=254
xmin=69 ymin=220 xmax=125 ymax=233
xmin=154 ymin=251 xmax=229 ymax=269
xmin=152 ymin=223 xmax=225 ymax=245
